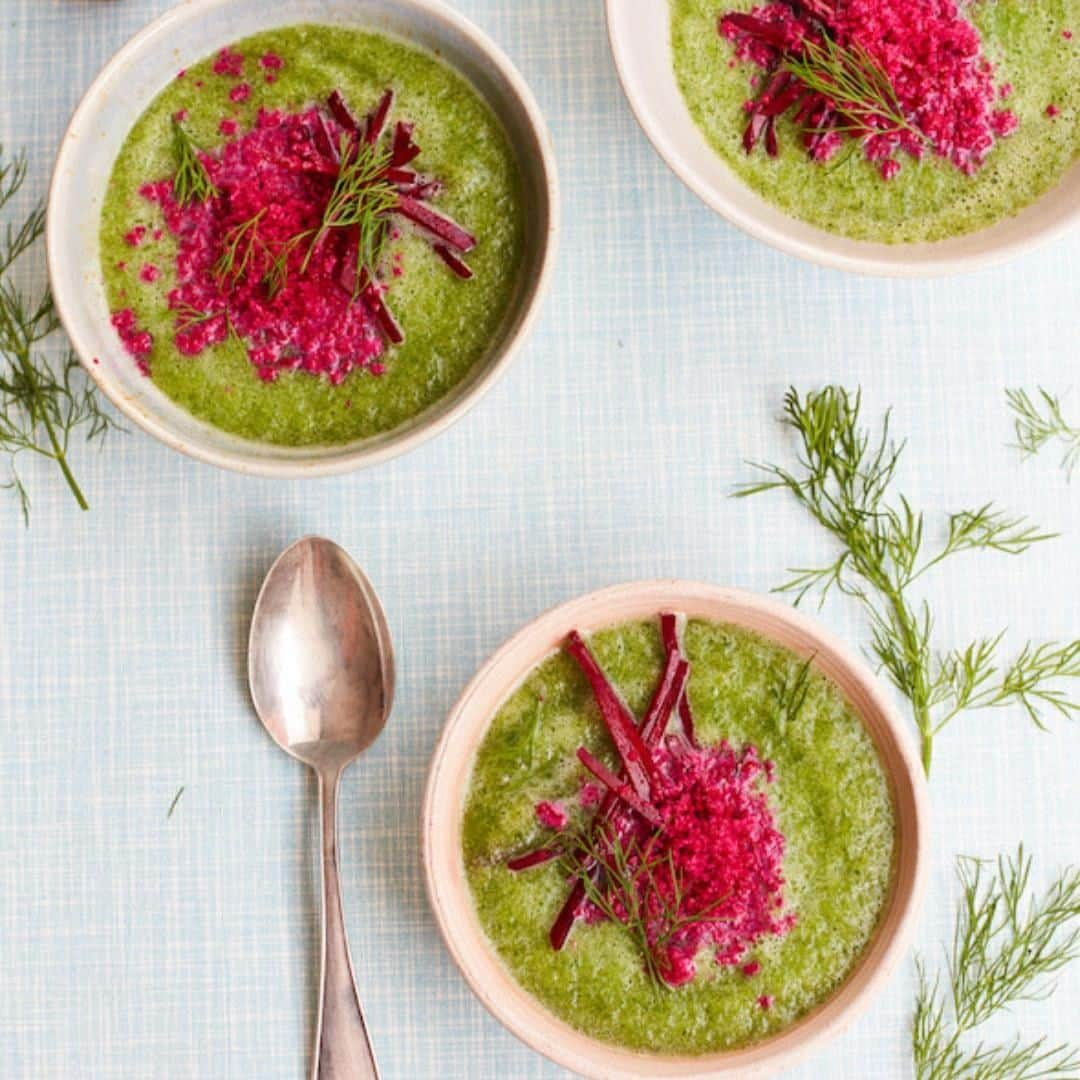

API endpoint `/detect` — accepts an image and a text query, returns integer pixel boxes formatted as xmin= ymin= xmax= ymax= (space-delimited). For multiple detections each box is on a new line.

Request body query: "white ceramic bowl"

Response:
xmin=423 ymin=580 xmax=930 ymax=1079
xmin=48 ymin=0 xmax=558 ymax=476
xmin=606 ymin=0 xmax=1079 ymax=276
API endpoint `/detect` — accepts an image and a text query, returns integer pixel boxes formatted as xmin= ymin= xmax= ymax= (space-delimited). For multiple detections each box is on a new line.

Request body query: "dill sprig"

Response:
xmin=1007 ymin=388 xmax=1080 ymax=480
xmin=0 ymin=146 xmax=118 ymax=523
xmin=171 ymin=118 xmax=217 ymax=206
xmin=736 ymin=387 xmax=1077 ymax=774
xmin=783 ymin=37 xmax=924 ymax=145
xmin=913 ymin=847 xmax=1080 ymax=1079
xmin=304 ymin=136 xmax=398 ymax=296
xmin=213 ymin=208 xmax=268 ymax=290
xmin=562 ymin=825 xmax=727 ymax=988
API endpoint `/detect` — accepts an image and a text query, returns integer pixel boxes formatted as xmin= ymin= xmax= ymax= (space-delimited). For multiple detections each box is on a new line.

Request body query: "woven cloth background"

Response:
xmin=1 ymin=1 xmax=1077 ymax=1077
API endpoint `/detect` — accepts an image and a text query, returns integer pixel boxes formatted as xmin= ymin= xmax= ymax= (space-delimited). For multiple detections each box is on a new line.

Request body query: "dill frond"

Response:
xmin=171 ymin=118 xmax=217 ymax=206
xmin=783 ymin=37 xmax=924 ymax=146
xmin=1007 ymin=388 xmax=1080 ymax=480
xmin=304 ymin=136 xmax=398 ymax=296
xmin=913 ymin=847 xmax=1080 ymax=1079
xmin=737 ymin=387 xmax=1077 ymax=773
xmin=0 ymin=146 xmax=119 ymax=522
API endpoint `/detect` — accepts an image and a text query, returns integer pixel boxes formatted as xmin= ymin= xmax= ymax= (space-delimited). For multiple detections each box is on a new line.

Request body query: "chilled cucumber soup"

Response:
xmin=671 ymin=0 xmax=1080 ymax=242
xmin=100 ymin=25 xmax=524 ymax=446
xmin=462 ymin=619 xmax=897 ymax=1053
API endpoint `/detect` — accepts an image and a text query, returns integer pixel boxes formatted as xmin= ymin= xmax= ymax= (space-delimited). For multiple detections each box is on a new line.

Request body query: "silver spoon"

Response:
xmin=248 ymin=536 xmax=394 ymax=1080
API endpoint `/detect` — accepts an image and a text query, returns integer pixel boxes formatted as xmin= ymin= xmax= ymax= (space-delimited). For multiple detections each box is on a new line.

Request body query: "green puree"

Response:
xmin=670 ymin=0 xmax=1080 ymax=242
xmin=462 ymin=619 xmax=896 ymax=1054
xmin=100 ymin=25 xmax=524 ymax=446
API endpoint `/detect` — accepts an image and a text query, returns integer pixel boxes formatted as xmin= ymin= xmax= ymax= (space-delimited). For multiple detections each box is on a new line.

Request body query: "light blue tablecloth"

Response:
xmin=1 ymin=1 xmax=1078 ymax=1077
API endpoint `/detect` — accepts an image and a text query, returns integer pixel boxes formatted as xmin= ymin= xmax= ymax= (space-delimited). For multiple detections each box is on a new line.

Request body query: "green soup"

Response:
xmin=462 ymin=618 xmax=896 ymax=1054
xmin=100 ymin=25 xmax=525 ymax=446
xmin=670 ymin=0 xmax=1080 ymax=242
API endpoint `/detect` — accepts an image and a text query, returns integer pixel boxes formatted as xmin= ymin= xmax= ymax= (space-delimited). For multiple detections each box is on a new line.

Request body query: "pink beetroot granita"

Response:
xmin=509 ymin=613 xmax=795 ymax=987
xmin=720 ymin=0 xmax=1018 ymax=177
xmin=127 ymin=86 xmax=475 ymax=383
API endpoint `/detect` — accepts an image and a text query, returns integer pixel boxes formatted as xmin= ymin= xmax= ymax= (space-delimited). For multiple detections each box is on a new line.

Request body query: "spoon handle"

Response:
xmin=313 ymin=768 xmax=379 ymax=1080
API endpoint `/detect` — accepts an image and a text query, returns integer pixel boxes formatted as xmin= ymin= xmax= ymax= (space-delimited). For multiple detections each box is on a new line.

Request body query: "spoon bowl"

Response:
xmin=250 ymin=537 xmax=395 ymax=769
xmin=249 ymin=536 xmax=395 ymax=1079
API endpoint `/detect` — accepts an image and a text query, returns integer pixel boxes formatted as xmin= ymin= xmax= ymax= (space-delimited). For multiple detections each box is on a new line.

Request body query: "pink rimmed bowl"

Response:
xmin=422 ymin=580 xmax=930 ymax=1079
xmin=47 ymin=0 xmax=558 ymax=477
xmin=605 ymin=0 xmax=1080 ymax=277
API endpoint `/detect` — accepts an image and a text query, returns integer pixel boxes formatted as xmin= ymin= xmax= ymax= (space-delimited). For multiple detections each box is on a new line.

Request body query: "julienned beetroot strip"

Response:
xmin=396 ymin=196 xmax=477 ymax=253
xmin=506 ymin=847 xmax=560 ymax=871
xmin=576 ymin=747 xmax=664 ymax=827
xmin=433 ymin=244 xmax=474 ymax=280
xmin=327 ymin=89 xmax=361 ymax=135
xmin=564 ymin=630 xmax=657 ymax=799
xmin=660 ymin=612 xmax=697 ymax=746
xmin=365 ymin=88 xmax=394 ymax=145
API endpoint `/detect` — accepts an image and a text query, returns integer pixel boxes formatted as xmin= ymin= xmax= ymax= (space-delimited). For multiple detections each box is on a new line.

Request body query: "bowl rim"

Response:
xmin=46 ymin=0 xmax=560 ymax=478
xmin=422 ymin=579 xmax=931 ymax=1079
xmin=604 ymin=0 xmax=1080 ymax=278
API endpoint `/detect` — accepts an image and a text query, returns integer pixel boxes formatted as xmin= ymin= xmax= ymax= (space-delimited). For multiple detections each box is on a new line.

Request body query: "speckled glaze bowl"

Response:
xmin=605 ymin=0 xmax=1080 ymax=277
xmin=423 ymin=581 xmax=930 ymax=1079
xmin=48 ymin=0 xmax=558 ymax=477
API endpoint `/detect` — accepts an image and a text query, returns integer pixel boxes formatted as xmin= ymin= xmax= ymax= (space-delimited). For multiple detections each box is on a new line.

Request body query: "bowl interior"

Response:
xmin=606 ymin=0 xmax=1080 ymax=276
xmin=423 ymin=581 xmax=929 ymax=1080
xmin=48 ymin=0 xmax=556 ymax=476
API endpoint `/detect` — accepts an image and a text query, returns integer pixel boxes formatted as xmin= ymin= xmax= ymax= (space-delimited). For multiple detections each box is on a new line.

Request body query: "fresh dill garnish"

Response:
xmin=170 ymin=118 xmax=217 ymax=206
xmin=304 ymin=136 xmax=398 ymax=296
xmin=1007 ymin=388 xmax=1080 ymax=480
xmin=913 ymin=847 xmax=1080 ymax=1080
xmin=0 ymin=146 xmax=118 ymax=523
xmin=561 ymin=825 xmax=727 ymax=988
xmin=213 ymin=208 xmax=267 ymax=290
xmin=782 ymin=37 xmax=925 ymax=148
xmin=166 ymin=785 xmax=186 ymax=820
xmin=736 ymin=387 xmax=1077 ymax=774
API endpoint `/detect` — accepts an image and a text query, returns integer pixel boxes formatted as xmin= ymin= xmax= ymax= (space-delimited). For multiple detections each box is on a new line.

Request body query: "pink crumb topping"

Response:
xmin=138 ymin=264 xmax=161 ymax=283
xmin=265 ymin=75 xmax=277 ymax=85
xmin=124 ymin=225 xmax=147 ymax=247
xmin=721 ymin=0 xmax=1019 ymax=176
xmin=140 ymin=107 xmax=387 ymax=383
xmin=229 ymin=83 xmax=251 ymax=104
xmin=110 ymin=308 xmax=153 ymax=365
xmin=758 ymin=994 xmax=774 ymax=1010
xmin=369 ymin=362 xmax=386 ymax=376
xmin=535 ymin=801 xmax=569 ymax=830
xmin=579 ymin=782 xmax=602 ymax=808
xmin=218 ymin=118 xmax=239 ymax=136
xmin=260 ymin=52 xmax=284 ymax=69
xmin=1047 ymin=104 xmax=1061 ymax=118
xmin=172 ymin=109 xmax=188 ymax=124
xmin=579 ymin=741 xmax=793 ymax=987
xmin=212 ymin=47 xmax=245 ymax=78
xmin=741 ymin=960 xmax=762 ymax=977
xmin=176 ymin=69 xmax=186 ymax=80
xmin=1064 ymin=29 xmax=1074 ymax=40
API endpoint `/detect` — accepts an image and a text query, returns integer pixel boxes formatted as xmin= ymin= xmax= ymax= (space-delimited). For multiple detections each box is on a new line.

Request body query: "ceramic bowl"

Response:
xmin=423 ymin=580 xmax=930 ymax=1079
xmin=47 ymin=0 xmax=558 ymax=477
xmin=605 ymin=0 xmax=1079 ymax=277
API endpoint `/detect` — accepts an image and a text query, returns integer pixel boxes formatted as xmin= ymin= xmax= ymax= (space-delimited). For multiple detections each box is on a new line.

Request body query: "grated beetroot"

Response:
xmin=111 ymin=308 xmax=153 ymax=371
xmin=720 ymin=0 xmax=1018 ymax=176
xmin=121 ymin=87 xmax=475 ymax=381
xmin=229 ymin=83 xmax=251 ymax=104
xmin=535 ymin=801 xmax=569 ymax=830
xmin=212 ymin=48 xmax=244 ymax=78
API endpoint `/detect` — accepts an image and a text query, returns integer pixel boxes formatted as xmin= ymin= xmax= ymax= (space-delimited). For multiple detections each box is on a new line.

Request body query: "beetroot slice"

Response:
xmin=391 ymin=122 xmax=422 ymax=167
xmin=640 ymin=648 xmax=684 ymax=745
xmin=327 ymin=90 xmax=361 ymax=135
xmin=396 ymin=196 xmax=476 ymax=253
xmin=565 ymin=630 xmax=656 ymax=799
xmin=550 ymin=875 xmax=591 ymax=950
xmin=507 ymin=847 xmax=560 ymax=872
xmin=576 ymin=748 xmax=663 ymax=827
xmin=433 ymin=244 xmax=474 ymax=280
xmin=660 ymin=613 xmax=697 ymax=746
xmin=365 ymin=88 xmax=395 ymax=145
xmin=371 ymin=294 xmax=405 ymax=345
